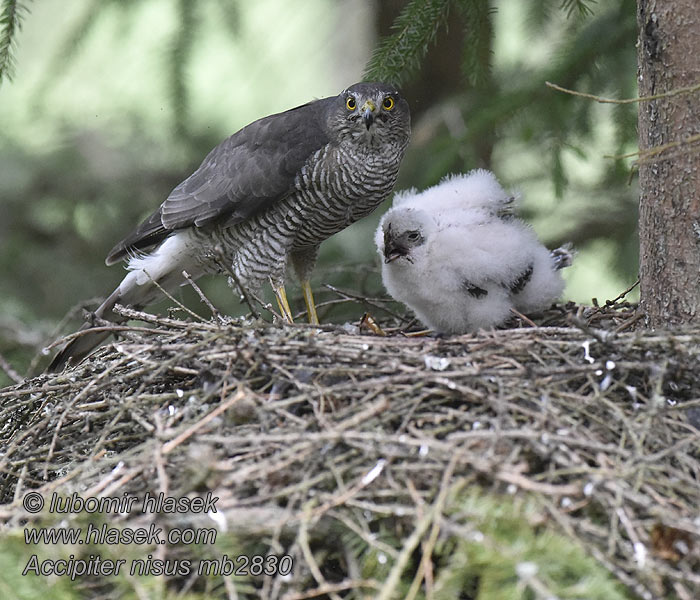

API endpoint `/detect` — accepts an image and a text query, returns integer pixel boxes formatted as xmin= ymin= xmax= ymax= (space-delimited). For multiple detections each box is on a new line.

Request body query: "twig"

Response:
xmin=281 ymin=580 xmax=380 ymax=600
xmin=603 ymin=280 xmax=640 ymax=307
xmin=42 ymin=322 xmax=159 ymax=352
xmin=182 ymin=270 xmax=223 ymax=323
xmin=144 ymin=270 xmax=206 ymax=323
xmin=111 ymin=305 xmax=203 ymax=329
xmin=546 ymin=80 xmax=700 ymax=105
xmin=161 ymin=389 xmax=246 ymax=455
xmin=404 ymin=479 xmax=433 ymax=600
xmin=510 ymin=307 xmax=538 ymax=328
xmin=308 ymin=458 xmax=388 ymax=521
xmin=323 ymin=284 xmax=406 ymax=320
xmin=29 ymin=297 xmax=103 ymax=375
xmin=614 ymin=311 xmax=644 ymax=333
xmin=0 ymin=351 xmax=22 ymax=384
xmin=153 ymin=412 xmax=170 ymax=498
xmin=42 ymin=359 xmax=125 ymax=479
xmin=376 ymin=455 xmax=460 ymax=600
xmin=567 ymin=315 xmax=614 ymax=345
xmin=606 ymin=132 xmax=700 ymax=163
xmin=296 ymin=506 xmax=343 ymax=600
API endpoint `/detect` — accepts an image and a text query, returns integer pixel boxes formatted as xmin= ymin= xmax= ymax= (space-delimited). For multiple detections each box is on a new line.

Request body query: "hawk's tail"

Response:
xmin=46 ymin=271 xmax=178 ymax=372
xmin=47 ymin=287 xmax=127 ymax=372
xmin=48 ymin=231 xmax=203 ymax=372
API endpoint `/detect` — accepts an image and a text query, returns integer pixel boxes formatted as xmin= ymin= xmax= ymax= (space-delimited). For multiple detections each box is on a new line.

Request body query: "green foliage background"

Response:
xmin=0 ymin=0 xmax=640 ymax=383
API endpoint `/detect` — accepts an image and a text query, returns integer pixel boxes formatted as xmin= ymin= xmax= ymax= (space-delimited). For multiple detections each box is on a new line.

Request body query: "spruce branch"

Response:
xmin=0 ymin=0 xmax=29 ymax=85
xmin=561 ymin=0 xmax=597 ymax=18
xmin=455 ymin=0 xmax=494 ymax=87
xmin=363 ymin=0 xmax=452 ymax=86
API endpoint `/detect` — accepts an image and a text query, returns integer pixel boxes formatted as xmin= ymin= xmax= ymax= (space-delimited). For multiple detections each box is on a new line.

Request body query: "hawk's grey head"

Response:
xmin=329 ymin=82 xmax=410 ymax=145
xmin=378 ymin=207 xmax=436 ymax=264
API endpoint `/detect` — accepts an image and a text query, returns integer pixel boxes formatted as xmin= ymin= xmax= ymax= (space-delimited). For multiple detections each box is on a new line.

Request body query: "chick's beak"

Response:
xmin=362 ymin=100 xmax=376 ymax=130
xmin=383 ymin=228 xmax=408 ymax=263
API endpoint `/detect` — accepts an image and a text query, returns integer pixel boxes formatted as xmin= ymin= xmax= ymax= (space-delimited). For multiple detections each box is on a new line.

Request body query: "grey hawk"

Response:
xmin=49 ymin=82 xmax=411 ymax=371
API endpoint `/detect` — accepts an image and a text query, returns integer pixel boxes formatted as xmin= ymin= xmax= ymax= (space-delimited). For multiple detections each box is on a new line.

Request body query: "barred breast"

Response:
xmin=196 ymin=138 xmax=407 ymax=292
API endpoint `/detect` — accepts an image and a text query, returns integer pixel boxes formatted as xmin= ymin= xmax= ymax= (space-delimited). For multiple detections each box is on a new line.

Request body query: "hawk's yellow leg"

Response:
xmin=301 ymin=280 xmax=319 ymax=325
xmin=273 ymin=285 xmax=294 ymax=323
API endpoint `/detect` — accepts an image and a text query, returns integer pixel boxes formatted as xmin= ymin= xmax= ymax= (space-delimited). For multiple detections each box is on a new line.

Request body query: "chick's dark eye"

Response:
xmin=382 ymin=96 xmax=395 ymax=110
xmin=407 ymin=231 xmax=421 ymax=241
xmin=346 ymin=97 xmax=356 ymax=111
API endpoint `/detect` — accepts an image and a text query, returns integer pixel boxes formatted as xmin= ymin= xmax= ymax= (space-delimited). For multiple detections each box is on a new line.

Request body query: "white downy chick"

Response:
xmin=375 ymin=170 xmax=572 ymax=334
xmin=392 ymin=169 xmax=515 ymax=224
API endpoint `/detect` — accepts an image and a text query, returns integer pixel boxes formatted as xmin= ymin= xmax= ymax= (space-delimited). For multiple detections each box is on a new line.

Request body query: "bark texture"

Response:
xmin=637 ymin=0 xmax=700 ymax=327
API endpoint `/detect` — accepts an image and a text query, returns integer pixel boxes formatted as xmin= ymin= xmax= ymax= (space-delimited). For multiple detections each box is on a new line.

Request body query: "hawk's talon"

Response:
xmin=301 ymin=280 xmax=320 ymax=325
xmin=273 ymin=285 xmax=294 ymax=324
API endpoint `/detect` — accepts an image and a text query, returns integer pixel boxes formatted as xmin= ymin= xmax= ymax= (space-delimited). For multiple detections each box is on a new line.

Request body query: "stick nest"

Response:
xmin=1 ymin=299 xmax=698 ymax=599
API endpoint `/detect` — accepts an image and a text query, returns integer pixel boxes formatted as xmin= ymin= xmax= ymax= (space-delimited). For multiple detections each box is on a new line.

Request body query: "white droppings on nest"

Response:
xmin=423 ymin=355 xmax=450 ymax=371
xmin=341 ymin=323 xmax=359 ymax=335
xmin=208 ymin=509 xmax=227 ymax=532
xmin=633 ymin=542 xmax=647 ymax=568
xmin=362 ymin=459 xmax=386 ymax=485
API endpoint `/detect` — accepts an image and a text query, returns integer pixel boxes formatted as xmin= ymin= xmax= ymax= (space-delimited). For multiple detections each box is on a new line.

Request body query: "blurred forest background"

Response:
xmin=0 ymin=0 xmax=639 ymax=383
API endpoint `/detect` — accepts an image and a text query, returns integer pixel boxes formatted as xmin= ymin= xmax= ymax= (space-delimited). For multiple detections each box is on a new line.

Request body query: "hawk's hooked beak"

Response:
xmin=383 ymin=226 xmax=409 ymax=263
xmin=362 ymin=100 xmax=376 ymax=130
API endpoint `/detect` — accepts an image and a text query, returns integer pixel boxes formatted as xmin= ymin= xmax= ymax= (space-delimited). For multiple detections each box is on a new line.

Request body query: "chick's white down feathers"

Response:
xmin=376 ymin=170 xmax=572 ymax=333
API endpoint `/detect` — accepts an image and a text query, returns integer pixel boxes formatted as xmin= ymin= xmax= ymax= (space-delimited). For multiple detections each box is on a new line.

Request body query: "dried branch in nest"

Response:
xmin=0 ymin=295 xmax=698 ymax=599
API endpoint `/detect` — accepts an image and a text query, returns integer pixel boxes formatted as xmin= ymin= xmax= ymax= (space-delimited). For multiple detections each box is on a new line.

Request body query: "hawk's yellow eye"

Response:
xmin=382 ymin=96 xmax=395 ymax=110
xmin=346 ymin=97 xmax=356 ymax=111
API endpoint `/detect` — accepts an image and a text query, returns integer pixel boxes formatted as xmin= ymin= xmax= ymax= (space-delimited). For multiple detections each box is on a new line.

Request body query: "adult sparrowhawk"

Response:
xmin=48 ymin=82 xmax=411 ymax=371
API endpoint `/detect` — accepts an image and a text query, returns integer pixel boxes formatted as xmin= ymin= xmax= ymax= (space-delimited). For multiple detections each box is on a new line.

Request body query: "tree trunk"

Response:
xmin=637 ymin=1 xmax=700 ymax=327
